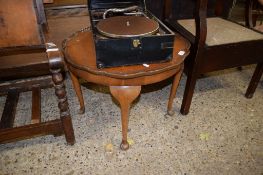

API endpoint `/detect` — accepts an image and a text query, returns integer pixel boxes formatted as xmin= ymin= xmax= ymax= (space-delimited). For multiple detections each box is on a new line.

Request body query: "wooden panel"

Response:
xmin=0 ymin=119 xmax=63 ymax=144
xmin=0 ymin=52 xmax=49 ymax=80
xmin=200 ymin=40 xmax=263 ymax=73
xmin=0 ymin=76 xmax=52 ymax=94
xmin=0 ymin=90 xmax=19 ymax=129
xmin=44 ymin=0 xmax=87 ymax=7
xmin=0 ymin=0 xmax=43 ymax=48
xmin=43 ymin=0 xmax=54 ymax=3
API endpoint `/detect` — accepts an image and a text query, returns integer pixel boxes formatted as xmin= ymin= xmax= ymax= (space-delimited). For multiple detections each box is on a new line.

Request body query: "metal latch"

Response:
xmin=133 ymin=39 xmax=141 ymax=48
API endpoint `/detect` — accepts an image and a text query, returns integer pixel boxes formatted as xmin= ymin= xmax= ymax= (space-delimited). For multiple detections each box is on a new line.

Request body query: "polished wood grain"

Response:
xmin=64 ymin=30 xmax=190 ymax=150
xmin=48 ymin=46 xmax=75 ymax=145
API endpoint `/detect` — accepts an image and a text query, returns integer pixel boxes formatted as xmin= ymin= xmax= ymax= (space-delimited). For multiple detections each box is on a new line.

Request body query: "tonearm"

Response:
xmin=103 ymin=5 xmax=139 ymax=19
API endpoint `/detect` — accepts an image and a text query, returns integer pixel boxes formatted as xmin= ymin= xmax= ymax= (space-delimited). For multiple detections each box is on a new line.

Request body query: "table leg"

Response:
xmin=69 ymin=72 xmax=85 ymax=114
xmin=110 ymin=86 xmax=141 ymax=150
xmin=51 ymin=68 xmax=75 ymax=145
xmin=167 ymin=66 xmax=184 ymax=116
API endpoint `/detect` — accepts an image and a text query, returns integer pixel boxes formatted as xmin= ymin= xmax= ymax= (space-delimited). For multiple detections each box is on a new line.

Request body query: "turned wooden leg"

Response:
xmin=245 ymin=63 xmax=263 ymax=98
xmin=110 ymin=86 xmax=141 ymax=150
xmin=69 ymin=72 xmax=85 ymax=114
xmin=51 ymin=71 xmax=75 ymax=145
xmin=167 ymin=65 xmax=184 ymax=116
xmin=46 ymin=43 xmax=75 ymax=145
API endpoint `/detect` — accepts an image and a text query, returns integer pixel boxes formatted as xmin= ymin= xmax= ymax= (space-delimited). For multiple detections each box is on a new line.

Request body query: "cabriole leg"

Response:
xmin=167 ymin=65 xmax=184 ymax=116
xmin=69 ymin=72 xmax=85 ymax=114
xmin=110 ymin=86 xmax=141 ymax=150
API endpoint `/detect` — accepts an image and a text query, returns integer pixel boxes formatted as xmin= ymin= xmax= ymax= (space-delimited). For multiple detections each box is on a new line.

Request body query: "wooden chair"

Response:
xmin=165 ymin=0 xmax=263 ymax=115
xmin=0 ymin=0 xmax=75 ymax=144
xmin=245 ymin=0 xmax=263 ymax=98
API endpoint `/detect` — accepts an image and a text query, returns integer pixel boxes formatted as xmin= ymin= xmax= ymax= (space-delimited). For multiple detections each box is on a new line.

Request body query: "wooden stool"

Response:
xmin=63 ymin=29 xmax=190 ymax=150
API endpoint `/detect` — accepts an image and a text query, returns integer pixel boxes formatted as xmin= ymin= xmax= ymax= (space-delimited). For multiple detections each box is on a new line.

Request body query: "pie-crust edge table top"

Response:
xmin=63 ymin=30 xmax=190 ymax=83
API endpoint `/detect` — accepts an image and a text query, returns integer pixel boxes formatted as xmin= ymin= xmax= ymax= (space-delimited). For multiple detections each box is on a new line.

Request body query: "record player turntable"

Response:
xmin=88 ymin=0 xmax=175 ymax=68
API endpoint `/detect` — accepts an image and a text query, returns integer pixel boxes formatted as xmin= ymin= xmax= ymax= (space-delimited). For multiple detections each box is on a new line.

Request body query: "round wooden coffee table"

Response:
xmin=63 ymin=28 xmax=190 ymax=150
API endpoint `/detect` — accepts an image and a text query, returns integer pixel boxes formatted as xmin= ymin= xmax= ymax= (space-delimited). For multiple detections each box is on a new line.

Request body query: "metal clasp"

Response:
xmin=133 ymin=39 xmax=141 ymax=48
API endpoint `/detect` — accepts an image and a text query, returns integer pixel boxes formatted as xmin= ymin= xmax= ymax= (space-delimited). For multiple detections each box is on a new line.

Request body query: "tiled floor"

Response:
xmin=0 ymin=8 xmax=263 ymax=175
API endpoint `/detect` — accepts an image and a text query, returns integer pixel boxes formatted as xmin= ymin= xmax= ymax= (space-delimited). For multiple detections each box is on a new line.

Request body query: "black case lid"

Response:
xmin=88 ymin=0 xmax=145 ymax=10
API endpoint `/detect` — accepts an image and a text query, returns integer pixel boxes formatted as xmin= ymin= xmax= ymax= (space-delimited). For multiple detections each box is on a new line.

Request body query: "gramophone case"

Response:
xmin=88 ymin=0 xmax=175 ymax=68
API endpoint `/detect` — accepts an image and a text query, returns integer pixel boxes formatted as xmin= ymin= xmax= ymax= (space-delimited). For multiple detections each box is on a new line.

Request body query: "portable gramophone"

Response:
xmin=88 ymin=0 xmax=175 ymax=68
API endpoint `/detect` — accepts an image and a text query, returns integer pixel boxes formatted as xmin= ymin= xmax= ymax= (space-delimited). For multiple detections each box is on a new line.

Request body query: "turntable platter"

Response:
xmin=96 ymin=16 xmax=159 ymax=38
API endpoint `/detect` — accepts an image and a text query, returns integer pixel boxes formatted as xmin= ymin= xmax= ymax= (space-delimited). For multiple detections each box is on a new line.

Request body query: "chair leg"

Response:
xmin=52 ymin=71 xmax=75 ymax=145
xmin=167 ymin=65 xmax=184 ymax=116
xmin=110 ymin=86 xmax=141 ymax=150
xmin=31 ymin=87 xmax=41 ymax=124
xmin=69 ymin=72 xmax=85 ymax=114
xmin=245 ymin=63 xmax=263 ymax=98
xmin=180 ymin=68 xmax=199 ymax=115
xmin=0 ymin=90 xmax=19 ymax=129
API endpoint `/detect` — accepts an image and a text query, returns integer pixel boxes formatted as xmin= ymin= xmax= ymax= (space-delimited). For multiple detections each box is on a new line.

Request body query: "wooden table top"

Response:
xmin=63 ymin=29 xmax=190 ymax=79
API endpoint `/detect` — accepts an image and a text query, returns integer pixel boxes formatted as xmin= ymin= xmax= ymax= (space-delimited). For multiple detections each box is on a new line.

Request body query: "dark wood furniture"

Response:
xmin=246 ymin=0 xmax=263 ymax=29
xmin=63 ymin=29 xmax=190 ymax=150
xmin=145 ymin=0 xmax=165 ymax=19
xmin=0 ymin=0 xmax=75 ymax=144
xmin=146 ymin=0 xmax=233 ymax=21
xmin=165 ymin=0 xmax=263 ymax=115
xmin=43 ymin=0 xmax=54 ymax=3
xmin=245 ymin=0 xmax=263 ymax=98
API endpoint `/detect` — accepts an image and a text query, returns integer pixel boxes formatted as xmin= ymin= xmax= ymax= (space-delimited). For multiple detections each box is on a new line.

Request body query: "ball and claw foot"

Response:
xmin=167 ymin=110 xmax=175 ymax=116
xmin=120 ymin=141 xmax=129 ymax=150
xmin=78 ymin=107 xmax=85 ymax=114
